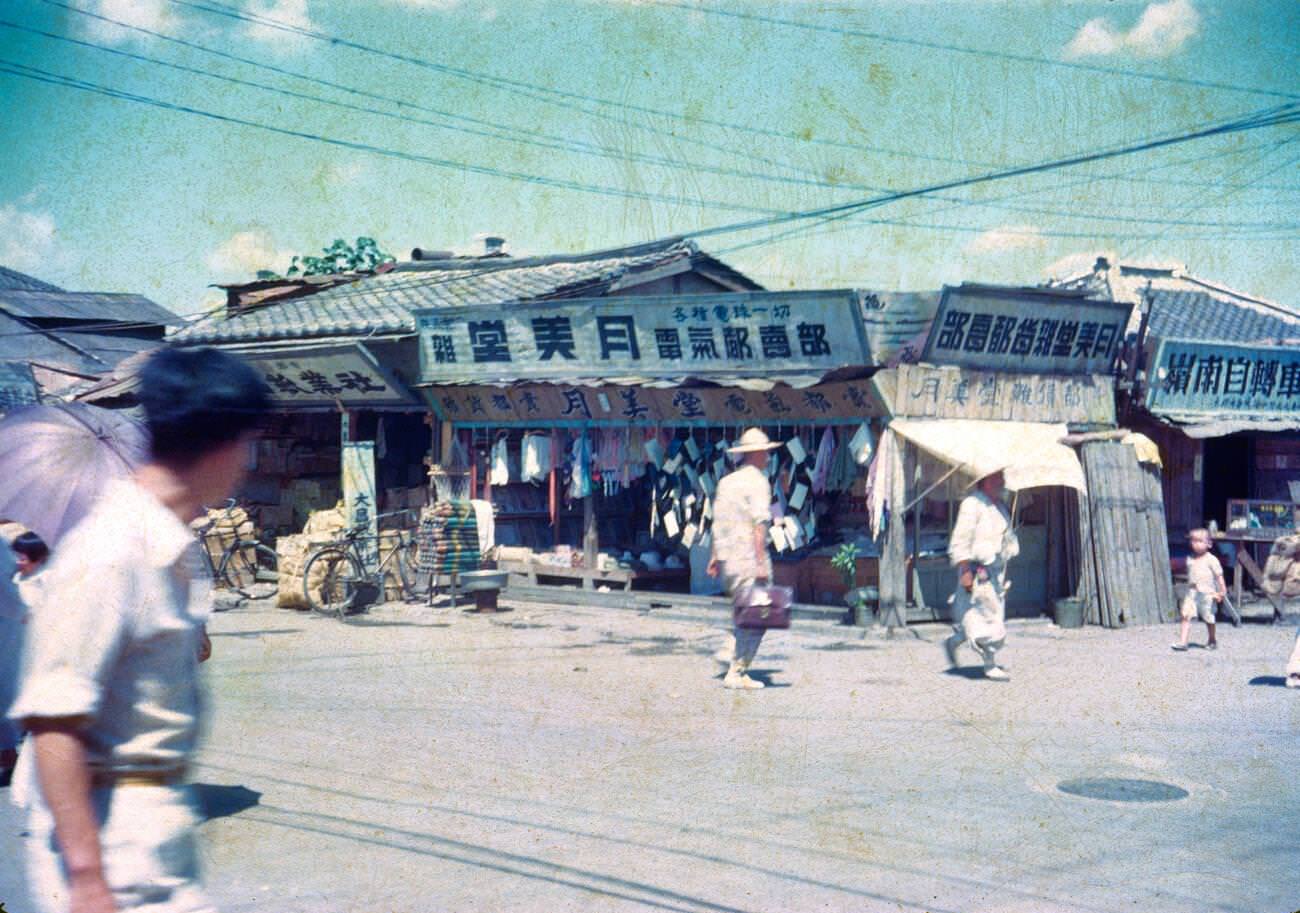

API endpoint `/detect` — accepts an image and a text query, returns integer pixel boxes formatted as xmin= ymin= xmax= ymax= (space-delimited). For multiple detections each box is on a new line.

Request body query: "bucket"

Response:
xmin=1054 ymin=597 xmax=1084 ymax=629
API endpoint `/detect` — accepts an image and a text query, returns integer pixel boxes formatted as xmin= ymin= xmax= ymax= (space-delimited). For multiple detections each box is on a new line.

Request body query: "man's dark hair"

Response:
xmin=12 ymin=531 xmax=49 ymax=564
xmin=138 ymin=347 xmax=272 ymax=466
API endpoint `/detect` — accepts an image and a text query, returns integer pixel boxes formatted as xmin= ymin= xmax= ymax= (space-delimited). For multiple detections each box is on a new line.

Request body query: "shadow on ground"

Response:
xmin=1248 ymin=675 xmax=1288 ymax=687
xmin=192 ymin=783 xmax=262 ymax=821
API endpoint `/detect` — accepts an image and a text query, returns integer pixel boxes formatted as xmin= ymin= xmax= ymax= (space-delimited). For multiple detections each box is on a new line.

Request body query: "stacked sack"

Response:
xmin=276 ymin=504 xmax=348 ymax=609
xmin=1262 ymin=534 xmax=1300 ymax=598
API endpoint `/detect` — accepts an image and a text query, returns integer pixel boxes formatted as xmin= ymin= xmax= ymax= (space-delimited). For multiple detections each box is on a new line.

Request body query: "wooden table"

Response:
xmin=1213 ymin=533 xmax=1285 ymax=622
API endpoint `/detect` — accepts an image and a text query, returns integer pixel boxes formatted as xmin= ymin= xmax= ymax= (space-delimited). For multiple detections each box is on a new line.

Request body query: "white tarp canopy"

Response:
xmin=889 ymin=418 xmax=1086 ymax=492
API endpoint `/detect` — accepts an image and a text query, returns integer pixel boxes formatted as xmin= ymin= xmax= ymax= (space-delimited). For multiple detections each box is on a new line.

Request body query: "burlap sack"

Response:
xmin=276 ymin=533 xmax=311 ymax=609
xmin=1263 ymin=534 xmax=1300 ymax=596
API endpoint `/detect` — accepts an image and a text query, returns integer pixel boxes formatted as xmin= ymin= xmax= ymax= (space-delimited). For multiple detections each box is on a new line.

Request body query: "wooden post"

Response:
xmin=877 ymin=432 xmax=908 ymax=633
xmin=582 ymin=493 xmax=598 ymax=591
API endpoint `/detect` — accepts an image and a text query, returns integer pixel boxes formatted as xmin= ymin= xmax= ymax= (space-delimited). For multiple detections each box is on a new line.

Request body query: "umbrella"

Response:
xmin=0 ymin=403 xmax=148 ymax=547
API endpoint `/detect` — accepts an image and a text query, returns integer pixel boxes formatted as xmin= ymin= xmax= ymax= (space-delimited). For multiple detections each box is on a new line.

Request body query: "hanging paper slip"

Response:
xmin=788 ymin=482 xmax=808 ymax=512
xmin=786 ymin=437 xmax=807 ymax=465
xmin=663 ymin=509 xmax=680 ymax=539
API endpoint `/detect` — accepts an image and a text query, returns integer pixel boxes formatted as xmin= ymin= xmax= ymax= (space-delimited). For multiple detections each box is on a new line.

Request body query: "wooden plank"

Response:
xmin=877 ymin=433 xmax=909 ymax=631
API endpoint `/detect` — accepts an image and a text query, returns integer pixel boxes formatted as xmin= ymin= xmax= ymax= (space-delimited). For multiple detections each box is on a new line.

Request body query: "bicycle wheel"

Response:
xmin=218 ymin=542 xmax=278 ymax=596
xmin=395 ymin=536 xmax=419 ymax=602
xmin=303 ymin=548 xmax=364 ymax=618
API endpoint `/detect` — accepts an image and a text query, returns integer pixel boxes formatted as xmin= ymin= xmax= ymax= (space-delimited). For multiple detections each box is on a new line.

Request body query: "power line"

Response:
xmin=0 ymin=57 xmax=795 ymax=217
xmin=684 ymin=102 xmax=1300 ymax=242
xmin=16 ymin=16 xmax=1297 ymax=236
xmin=37 ymin=0 xmax=834 ymax=184
xmin=652 ymin=0 xmax=1300 ymax=103
xmin=43 ymin=0 xmax=1300 ymax=208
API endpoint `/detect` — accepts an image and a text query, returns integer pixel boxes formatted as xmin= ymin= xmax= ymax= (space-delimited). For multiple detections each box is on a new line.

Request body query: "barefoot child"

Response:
xmin=1173 ymin=528 xmax=1226 ymax=652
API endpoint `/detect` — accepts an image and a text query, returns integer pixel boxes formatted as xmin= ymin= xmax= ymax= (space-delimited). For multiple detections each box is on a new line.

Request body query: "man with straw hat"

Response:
xmin=943 ymin=464 xmax=1019 ymax=681
xmin=708 ymin=428 xmax=781 ymax=690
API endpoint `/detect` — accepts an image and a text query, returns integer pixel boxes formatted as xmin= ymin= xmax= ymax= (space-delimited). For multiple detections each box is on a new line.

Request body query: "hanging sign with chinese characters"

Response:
xmin=246 ymin=344 xmax=415 ymax=407
xmin=341 ymin=441 xmax=378 ymax=567
xmin=1146 ymin=338 xmax=1300 ymax=417
xmin=921 ymin=285 xmax=1131 ymax=375
xmin=0 ymin=361 xmax=39 ymax=413
xmin=879 ymin=363 xmax=1116 ymax=425
xmin=414 ymin=290 xmax=873 ymax=385
xmin=424 ymin=379 xmax=884 ymax=425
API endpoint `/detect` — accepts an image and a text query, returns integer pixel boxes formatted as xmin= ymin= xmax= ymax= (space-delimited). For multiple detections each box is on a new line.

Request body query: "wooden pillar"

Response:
xmin=582 ymin=493 xmax=598 ymax=591
xmin=877 ymin=431 xmax=908 ymax=632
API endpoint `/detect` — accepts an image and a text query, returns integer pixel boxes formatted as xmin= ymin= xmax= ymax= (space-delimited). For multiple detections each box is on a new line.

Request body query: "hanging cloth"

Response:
xmin=569 ymin=432 xmax=592 ymax=499
xmin=375 ymin=417 xmax=388 ymax=461
xmin=827 ymin=427 xmax=859 ymax=493
xmin=810 ymin=428 xmax=835 ymax=495
xmin=521 ymin=432 xmax=552 ymax=483
xmin=489 ymin=436 xmax=510 ymax=486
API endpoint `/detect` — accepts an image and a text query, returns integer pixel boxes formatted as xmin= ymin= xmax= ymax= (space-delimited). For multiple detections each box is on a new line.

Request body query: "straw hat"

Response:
xmin=727 ymin=428 xmax=781 ymax=455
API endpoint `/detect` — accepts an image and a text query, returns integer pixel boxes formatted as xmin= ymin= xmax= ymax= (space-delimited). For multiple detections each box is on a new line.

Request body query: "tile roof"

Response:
xmin=1145 ymin=287 xmax=1300 ymax=346
xmin=0 ymin=265 xmax=63 ymax=292
xmin=174 ymin=240 xmax=761 ymax=346
xmin=1047 ymin=260 xmax=1300 ymax=344
xmin=0 ymin=311 xmax=107 ymax=375
xmin=0 ymin=289 xmax=182 ymax=327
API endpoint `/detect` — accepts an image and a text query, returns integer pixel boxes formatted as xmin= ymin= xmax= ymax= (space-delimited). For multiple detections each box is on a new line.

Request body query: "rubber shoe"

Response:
xmin=1206 ymin=642 xmax=1218 ymax=651
xmin=1170 ymin=643 xmax=1188 ymax=652
xmin=1286 ymin=674 xmax=1300 ymax=690
xmin=984 ymin=666 xmax=1010 ymax=682
xmin=723 ymin=671 xmax=765 ymax=690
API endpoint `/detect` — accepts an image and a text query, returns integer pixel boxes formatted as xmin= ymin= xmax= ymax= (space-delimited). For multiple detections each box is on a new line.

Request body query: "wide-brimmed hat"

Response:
xmin=727 ymin=428 xmax=781 ymax=455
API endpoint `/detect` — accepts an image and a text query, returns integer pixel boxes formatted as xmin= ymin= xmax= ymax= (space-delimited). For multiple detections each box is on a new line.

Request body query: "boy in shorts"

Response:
xmin=1173 ymin=528 xmax=1226 ymax=652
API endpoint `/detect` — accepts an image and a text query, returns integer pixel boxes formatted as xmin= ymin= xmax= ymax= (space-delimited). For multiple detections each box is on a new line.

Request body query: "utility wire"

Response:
xmin=652 ymin=0 xmax=1300 ymax=103
xmin=0 ymin=58 xmax=794 ymax=218
xmin=37 ymin=0 xmax=834 ymax=184
xmin=41 ymin=0 xmax=1300 ymax=202
xmin=14 ymin=17 xmax=1297 ymax=234
xmin=685 ymin=102 xmax=1300 ymax=243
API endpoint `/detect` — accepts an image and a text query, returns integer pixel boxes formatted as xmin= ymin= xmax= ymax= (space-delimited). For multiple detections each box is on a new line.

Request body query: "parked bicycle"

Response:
xmin=302 ymin=510 xmax=420 ymax=619
xmin=195 ymin=499 xmax=279 ymax=597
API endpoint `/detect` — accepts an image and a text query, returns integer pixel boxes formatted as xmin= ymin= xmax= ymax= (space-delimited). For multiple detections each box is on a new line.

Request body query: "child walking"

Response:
xmin=1173 ymin=528 xmax=1227 ymax=652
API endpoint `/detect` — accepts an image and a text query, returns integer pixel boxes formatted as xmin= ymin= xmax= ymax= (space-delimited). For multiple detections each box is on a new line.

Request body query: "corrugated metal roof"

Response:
xmin=0 ymin=266 xmax=63 ymax=292
xmin=1145 ymin=287 xmax=1300 ymax=345
xmin=0 ymin=311 xmax=107 ymax=375
xmin=173 ymin=240 xmax=761 ymax=346
xmin=0 ymin=289 xmax=182 ymax=327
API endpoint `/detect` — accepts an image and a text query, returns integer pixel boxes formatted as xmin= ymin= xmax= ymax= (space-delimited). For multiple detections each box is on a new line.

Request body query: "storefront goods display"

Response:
xmin=420 ymin=501 xmax=481 ymax=574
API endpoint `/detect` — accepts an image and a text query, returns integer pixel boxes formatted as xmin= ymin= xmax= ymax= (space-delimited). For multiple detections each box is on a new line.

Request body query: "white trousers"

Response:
xmin=26 ymin=784 xmax=215 ymax=913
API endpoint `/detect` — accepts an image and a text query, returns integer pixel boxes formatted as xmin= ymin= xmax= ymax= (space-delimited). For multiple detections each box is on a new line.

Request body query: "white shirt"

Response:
xmin=711 ymin=463 xmax=773 ymax=579
xmin=950 ymin=490 xmax=1019 ymax=570
xmin=1187 ymin=552 xmax=1223 ymax=595
xmin=9 ymin=479 xmax=212 ymax=774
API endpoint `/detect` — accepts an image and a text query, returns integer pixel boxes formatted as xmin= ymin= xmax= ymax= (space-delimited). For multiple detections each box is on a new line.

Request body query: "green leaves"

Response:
xmin=285 ymin=236 xmax=396 ymax=277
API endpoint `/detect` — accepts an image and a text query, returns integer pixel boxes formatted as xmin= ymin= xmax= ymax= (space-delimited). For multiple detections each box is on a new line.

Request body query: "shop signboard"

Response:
xmin=0 ymin=361 xmax=39 ymax=412
xmin=879 ymin=363 xmax=1116 ymax=425
xmin=415 ymin=290 xmax=873 ymax=385
xmin=247 ymin=344 xmax=414 ymax=407
xmin=921 ymin=285 xmax=1131 ymax=375
xmin=425 ymin=379 xmax=884 ymax=425
xmin=1146 ymin=338 xmax=1300 ymax=417
xmin=342 ymin=440 xmax=378 ymax=567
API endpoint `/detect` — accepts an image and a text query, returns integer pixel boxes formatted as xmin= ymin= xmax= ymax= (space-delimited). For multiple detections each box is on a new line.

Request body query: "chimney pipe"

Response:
xmin=483 ymin=236 xmax=506 ymax=256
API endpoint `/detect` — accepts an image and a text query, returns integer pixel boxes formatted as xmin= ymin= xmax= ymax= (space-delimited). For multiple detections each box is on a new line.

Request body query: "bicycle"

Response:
xmin=301 ymin=510 xmax=420 ymax=619
xmin=196 ymin=499 xmax=279 ymax=597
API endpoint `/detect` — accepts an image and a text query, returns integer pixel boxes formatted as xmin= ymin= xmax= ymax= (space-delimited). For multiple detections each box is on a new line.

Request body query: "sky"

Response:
xmin=1 ymin=0 xmax=1297 ymax=318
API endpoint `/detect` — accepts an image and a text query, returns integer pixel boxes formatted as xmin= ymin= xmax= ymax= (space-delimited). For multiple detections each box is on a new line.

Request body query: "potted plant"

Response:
xmin=831 ymin=542 xmax=874 ymax=625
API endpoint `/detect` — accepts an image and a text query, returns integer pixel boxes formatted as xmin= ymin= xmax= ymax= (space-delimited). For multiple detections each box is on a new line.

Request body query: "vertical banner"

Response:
xmin=342 ymin=441 xmax=378 ymax=569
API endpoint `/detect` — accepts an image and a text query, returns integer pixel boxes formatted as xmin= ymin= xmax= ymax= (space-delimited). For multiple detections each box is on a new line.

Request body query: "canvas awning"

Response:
xmin=889 ymin=418 xmax=1086 ymax=492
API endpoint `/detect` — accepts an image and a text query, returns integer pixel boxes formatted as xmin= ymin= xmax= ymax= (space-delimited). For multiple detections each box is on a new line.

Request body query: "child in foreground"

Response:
xmin=1173 ymin=528 xmax=1227 ymax=652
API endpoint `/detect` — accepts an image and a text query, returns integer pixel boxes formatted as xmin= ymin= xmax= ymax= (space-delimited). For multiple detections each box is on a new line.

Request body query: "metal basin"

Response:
xmin=459 ymin=570 xmax=509 ymax=592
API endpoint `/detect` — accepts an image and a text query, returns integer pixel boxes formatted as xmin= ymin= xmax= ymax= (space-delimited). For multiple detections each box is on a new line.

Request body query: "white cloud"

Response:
xmin=241 ymin=0 xmax=315 ymax=48
xmin=964 ymin=224 xmax=1047 ymax=255
xmin=206 ymin=230 xmax=294 ymax=280
xmin=0 ymin=202 xmax=58 ymax=275
xmin=313 ymin=160 xmax=367 ymax=189
xmin=1065 ymin=0 xmax=1199 ymax=59
xmin=74 ymin=0 xmax=183 ymax=45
